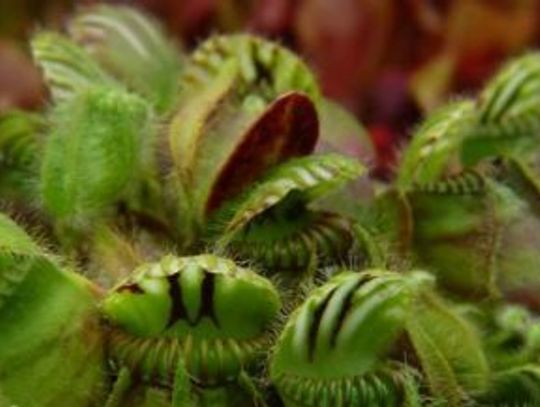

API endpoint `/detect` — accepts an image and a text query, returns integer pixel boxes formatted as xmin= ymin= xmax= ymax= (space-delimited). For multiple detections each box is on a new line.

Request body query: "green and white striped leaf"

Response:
xmin=215 ymin=154 xmax=364 ymax=245
xmin=270 ymin=270 xmax=432 ymax=405
xmin=478 ymin=53 xmax=540 ymax=124
xmin=462 ymin=52 xmax=540 ymax=165
xmin=31 ymin=32 xmax=115 ymax=102
xmin=69 ymin=5 xmax=183 ymax=112
xmin=181 ymin=34 xmax=321 ymax=106
xmin=398 ymin=100 xmax=475 ymax=189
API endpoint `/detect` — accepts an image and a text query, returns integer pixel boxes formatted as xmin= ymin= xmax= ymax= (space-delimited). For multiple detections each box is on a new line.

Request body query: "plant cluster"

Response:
xmin=2 ymin=5 xmax=540 ymax=407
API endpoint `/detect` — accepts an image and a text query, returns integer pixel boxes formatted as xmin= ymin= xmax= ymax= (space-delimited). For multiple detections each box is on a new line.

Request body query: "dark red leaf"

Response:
xmin=206 ymin=91 xmax=318 ymax=212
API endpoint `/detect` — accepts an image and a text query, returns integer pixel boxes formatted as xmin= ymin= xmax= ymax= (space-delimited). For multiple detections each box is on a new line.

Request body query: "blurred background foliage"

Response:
xmin=2 ymin=0 xmax=540 ymax=176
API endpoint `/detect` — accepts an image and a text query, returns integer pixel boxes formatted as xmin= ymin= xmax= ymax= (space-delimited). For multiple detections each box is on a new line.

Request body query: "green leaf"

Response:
xmin=168 ymin=59 xmax=239 ymax=178
xmin=406 ymin=292 xmax=490 ymax=406
xmin=355 ymin=188 xmax=414 ymax=267
xmin=40 ymin=86 xmax=150 ymax=228
xmin=0 ymin=110 xmax=43 ymax=169
xmin=0 ymin=110 xmax=45 ymax=202
xmin=0 ymin=213 xmax=42 ymax=261
xmin=0 ymin=214 xmax=106 ymax=406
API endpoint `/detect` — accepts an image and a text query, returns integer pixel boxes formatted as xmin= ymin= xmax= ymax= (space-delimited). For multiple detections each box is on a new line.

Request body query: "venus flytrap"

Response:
xmin=166 ymin=34 xmax=323 ymax=246
xmin=1 ymin=6 xmax=371 ymax=406
xmin=101 ymin=254 xmax=281 ymax=407
xmin=269 ymin=269 xmax=489 ymax=407
xmin=28 ymin=5 xmax=367 ymax=278
xmin=396 ymin=52 xmax=540 ymax=186
xmin=352 ymin=51 xmax=540 ymax=405
xmin=269 ymin=270 xmax=426 ymax=407
xmin=211 ymin=154 xmax=365 ymax=272
xmin=163 ymin=34 xmax=368 ymax=275
xmin=361 ymin=52 xmax=540 ymax=304
xmin=5 ymin=3 xmax=540 ymax=406
xmin=168 ymin=91 xmax=320 ymax=248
